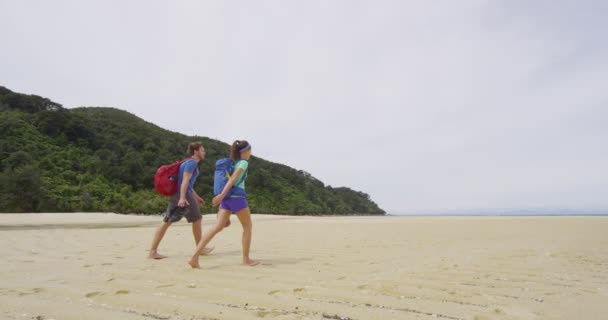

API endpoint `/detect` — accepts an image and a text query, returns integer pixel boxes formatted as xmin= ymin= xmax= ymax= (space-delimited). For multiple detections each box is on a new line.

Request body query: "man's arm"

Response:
xmin=178 ymin=171 xmax=192 ymax=207
xmin=192 ymin=189 xmax=205 ymax=205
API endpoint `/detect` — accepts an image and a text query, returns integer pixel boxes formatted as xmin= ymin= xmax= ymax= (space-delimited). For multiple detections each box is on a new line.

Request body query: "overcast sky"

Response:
xmin=2 ymin=1 xmax=607 ymax=213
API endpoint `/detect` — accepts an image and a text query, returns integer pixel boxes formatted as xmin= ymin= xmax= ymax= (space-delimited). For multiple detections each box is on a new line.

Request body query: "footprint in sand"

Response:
xmin=293 ymin=288 xmax=306 ymax=294
xmin=379 ymin=283 xmax=399 ymax=295
xmin=267 ymin=290 xmax=281 ymax=295
xmin=155 ymin=284 xmax=174 ymax=289
xmin=85 ymin=292 xmax=102 ymax=298
xmin=256 ymin=311 xmax=282 ymax=318
xmin=101 ymin=263 xmax=113 ymax=266
xmin=115 ymin=290 xmax=130 ymax=295
xmin=32 ymin=288 xmax=45 ymax=294
xmin=336 ymin=276 xmax=346 ymax=280
xmin=357 ymin=285 xmax=370 ymax=290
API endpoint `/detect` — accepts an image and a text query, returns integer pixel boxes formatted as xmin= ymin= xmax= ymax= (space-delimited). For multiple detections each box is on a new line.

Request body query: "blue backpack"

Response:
xmin=213 ymin=158 xmax=247 ymax=197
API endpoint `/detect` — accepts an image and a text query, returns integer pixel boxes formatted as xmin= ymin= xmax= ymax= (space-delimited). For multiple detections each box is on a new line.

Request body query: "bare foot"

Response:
xmin=187 ymin=259 xmax=200 ymax=269
xmin=200 ymin=246 xmax=215 ymax=256
xmin=243 ymin=259 xmax=260 ymax=266
xmin=148 ymin=252 xmax=168 ymax=259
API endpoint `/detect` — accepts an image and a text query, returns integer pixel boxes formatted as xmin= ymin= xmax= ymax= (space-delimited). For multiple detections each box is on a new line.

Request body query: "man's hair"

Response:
xmin=187 ymin=141 xmax=204 ymax=156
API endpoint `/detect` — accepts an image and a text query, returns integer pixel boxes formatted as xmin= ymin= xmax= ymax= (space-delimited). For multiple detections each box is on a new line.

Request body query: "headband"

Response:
xmin=239 ymin=144 xmax=251 ymax=153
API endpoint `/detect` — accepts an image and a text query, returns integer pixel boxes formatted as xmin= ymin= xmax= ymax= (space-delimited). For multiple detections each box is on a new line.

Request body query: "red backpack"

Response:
xmin=154 ymin=158 xmax=192 ymax=196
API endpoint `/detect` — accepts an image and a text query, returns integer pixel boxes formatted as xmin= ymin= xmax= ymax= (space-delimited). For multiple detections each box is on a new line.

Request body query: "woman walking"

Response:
xmin=188 ymin=140 xmax=259 ymax=268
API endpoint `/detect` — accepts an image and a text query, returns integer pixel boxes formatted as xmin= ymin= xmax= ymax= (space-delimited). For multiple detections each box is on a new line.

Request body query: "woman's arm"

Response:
xmin=212 ymin=168 xmax=244 ymax=206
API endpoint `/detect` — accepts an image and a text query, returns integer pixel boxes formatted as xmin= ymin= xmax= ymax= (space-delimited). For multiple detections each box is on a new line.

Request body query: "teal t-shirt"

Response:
xmin=230 ymin=160 xmax=248 ymax=197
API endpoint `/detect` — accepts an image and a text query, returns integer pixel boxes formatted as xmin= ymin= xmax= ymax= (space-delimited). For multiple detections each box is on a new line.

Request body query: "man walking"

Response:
xmin=148 ymin=141 xmax=213 ymax=259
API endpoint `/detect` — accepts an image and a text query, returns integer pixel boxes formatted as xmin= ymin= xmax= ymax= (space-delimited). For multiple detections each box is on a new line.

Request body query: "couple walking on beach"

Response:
xmin=148 ymin=140 xmax=259 ymax=267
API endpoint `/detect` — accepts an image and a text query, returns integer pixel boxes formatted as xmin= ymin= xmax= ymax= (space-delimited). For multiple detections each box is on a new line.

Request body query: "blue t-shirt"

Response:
xmin=177 ymin=159 xmax=199 ymax=193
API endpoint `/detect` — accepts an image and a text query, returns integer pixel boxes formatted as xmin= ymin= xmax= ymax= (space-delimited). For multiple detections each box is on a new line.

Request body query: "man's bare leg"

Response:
xmin=148 ymin=221 xmax=172 ymax=259
xmin=235 ymin=208 xmax=259 ymax=266
xmin=191 ymin=218 xmax=214 ymax=255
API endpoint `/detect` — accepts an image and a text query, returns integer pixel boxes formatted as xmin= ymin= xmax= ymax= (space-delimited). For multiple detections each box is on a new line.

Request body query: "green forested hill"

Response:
xmin=0 ymin=86 xmax=385 ymax=215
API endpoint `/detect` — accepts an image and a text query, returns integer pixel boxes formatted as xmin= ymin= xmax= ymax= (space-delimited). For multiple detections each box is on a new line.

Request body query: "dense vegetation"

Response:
xmin=0 ymin=86 xmax=385 ymax=215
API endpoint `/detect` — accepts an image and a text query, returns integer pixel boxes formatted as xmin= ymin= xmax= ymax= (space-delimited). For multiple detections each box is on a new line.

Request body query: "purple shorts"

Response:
xmin=220 ymin=197 xmax=249 ymax=213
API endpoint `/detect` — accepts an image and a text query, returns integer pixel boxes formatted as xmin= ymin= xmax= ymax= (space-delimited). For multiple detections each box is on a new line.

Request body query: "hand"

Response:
xmin=196 ymin=198 xmax=205 ymax=205
xmin=212 ymin=194 xmax=224 ymax=207
xmin=178 ymin=198 xmax=189 ymax=208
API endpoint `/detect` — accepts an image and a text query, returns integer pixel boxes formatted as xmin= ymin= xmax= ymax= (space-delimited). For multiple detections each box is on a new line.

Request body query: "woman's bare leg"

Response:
xmin=187 ymin=209 xmax=231 ymax=268
xmin=220 ymin=212 xmax=231 ymax=228
xmin=235 ymin=207 xmax=259 ymax=266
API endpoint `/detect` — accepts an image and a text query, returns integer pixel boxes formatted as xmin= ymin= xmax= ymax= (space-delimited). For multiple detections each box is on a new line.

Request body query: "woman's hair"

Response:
xmin=230 ymin=140 xmax=250 ymax=161
xmin=187 ymin=141 xmax=204 ymax=156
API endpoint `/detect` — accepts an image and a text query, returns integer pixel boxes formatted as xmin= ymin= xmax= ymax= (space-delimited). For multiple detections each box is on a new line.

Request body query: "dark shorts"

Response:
xmin=163 ymin=192 xmax=202 ymax=223
xmin=220 ymin=197 xmax=249 ymax=213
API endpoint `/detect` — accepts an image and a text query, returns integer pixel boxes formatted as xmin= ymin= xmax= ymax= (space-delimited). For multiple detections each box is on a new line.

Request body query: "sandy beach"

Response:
xmin=1 ymin=213 xmax=607 ymax=320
